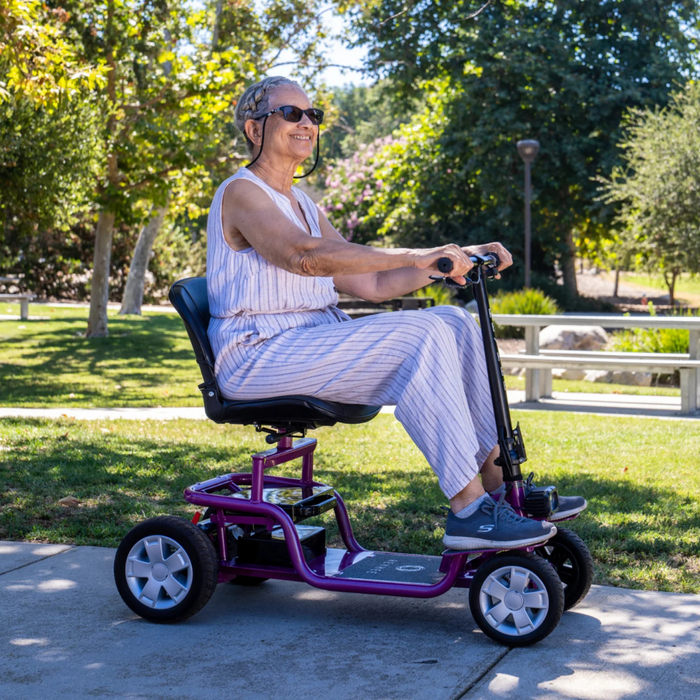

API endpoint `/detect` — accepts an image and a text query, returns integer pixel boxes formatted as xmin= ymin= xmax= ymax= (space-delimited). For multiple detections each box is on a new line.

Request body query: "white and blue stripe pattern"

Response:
xmin=206 ymin=168 xmax=498 ymax=499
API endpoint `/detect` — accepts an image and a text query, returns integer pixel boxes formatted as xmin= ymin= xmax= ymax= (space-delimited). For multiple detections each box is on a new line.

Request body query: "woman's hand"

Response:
xmin=462 ymin=242 xmax=513 ymax=279
xmin=410 ymin=244 xmax=475 ymax=285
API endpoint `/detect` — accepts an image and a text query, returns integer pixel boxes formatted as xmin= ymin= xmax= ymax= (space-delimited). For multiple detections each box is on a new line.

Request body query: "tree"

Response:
xmin=601 ymin=83 xmax=700 ymax=306
xmin=343 ymin=0 xmax=700 ymax=295
xmin=50 ymin=0 xmax=326 ymax=336
xmin=0 ymin=0 xmax=105 ymax=106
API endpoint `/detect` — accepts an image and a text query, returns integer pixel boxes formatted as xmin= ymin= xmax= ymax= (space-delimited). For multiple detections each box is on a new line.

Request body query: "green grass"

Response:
xmin=504 ymin=374 xmax=680 ymax=397
xmin=619 ymin=271 xmax=700 ymax=304
xmin=1 ymin=413 xmax=698 ymax=594
xmin=0 ymin=303 xmax=681 ymax=407
xmin=0 ymin=304 xmax=201 ymax=407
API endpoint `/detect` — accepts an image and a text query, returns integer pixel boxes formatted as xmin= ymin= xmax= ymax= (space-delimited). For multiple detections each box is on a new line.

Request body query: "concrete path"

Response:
xmin=0 ymin=391 xmax=695 ymax=422
xmin=1 ymin=542 xmax=698 ymax=700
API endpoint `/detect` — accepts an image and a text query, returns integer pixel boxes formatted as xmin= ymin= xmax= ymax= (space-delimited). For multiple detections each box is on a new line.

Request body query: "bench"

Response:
xmin=0 ymin=292 xmax=34 ymax=320
xmin=492 ymin=314 xmax=700 ymax=415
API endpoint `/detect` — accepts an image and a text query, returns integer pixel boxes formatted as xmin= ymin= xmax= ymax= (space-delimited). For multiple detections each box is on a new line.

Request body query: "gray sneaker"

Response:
xmin=442 ymin=493 xmax=556 ymax=551
xmin=524 ymin=473 xmax=587 ymax=521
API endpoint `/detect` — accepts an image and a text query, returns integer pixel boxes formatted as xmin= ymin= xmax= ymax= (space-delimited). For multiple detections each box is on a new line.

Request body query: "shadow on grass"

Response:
xmin=0 ymin=314 xmax=198 ymax=404
xmin=2 ymin=417 xmax=698 ymax=594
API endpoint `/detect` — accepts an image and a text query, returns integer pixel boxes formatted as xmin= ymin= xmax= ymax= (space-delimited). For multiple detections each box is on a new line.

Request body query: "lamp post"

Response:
xmin=516 ymin=139 xmax=539 ymax=288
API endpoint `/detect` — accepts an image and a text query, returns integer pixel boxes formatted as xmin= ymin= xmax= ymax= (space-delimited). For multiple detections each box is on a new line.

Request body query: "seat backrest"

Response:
xmin=168 ymin=277 xmax=216 ymax=385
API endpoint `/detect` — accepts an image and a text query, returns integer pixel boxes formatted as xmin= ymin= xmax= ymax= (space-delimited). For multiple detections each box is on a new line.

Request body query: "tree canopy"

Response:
xmin=601 ymin=82 xmax=700 ymax=306
xmin=335 ymin=0 xmax=700 ymax=294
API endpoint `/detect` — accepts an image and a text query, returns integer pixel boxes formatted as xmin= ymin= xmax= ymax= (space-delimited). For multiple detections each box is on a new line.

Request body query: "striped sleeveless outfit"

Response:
xmin=207 ymin=167 xmax=497 ymax=499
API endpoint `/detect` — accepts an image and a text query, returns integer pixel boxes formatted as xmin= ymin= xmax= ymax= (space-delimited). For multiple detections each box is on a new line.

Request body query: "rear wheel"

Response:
xmin=114 ymin=516 xmax=218 ymax=622
xmin=535 ymin=528 xmax=593 ymax=610
xmin=469 ymin=551 xmax=564 ymax=647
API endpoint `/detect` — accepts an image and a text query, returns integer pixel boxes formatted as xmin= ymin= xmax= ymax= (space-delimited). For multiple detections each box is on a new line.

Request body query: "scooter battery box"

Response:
xmin=237 ymin=525 xmax=326 ymax=567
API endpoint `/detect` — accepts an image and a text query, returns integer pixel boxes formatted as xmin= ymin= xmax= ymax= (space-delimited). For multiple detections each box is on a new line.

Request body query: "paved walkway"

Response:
xmin=0 ymin=391 xmax=695 ymax=422
xmin=1 ymin=541 xmax=698 ymax=699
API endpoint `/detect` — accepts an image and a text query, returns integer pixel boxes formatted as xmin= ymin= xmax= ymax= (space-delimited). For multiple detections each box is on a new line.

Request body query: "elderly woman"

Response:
xmin=207 ymin=76 xmax=585 ymax=551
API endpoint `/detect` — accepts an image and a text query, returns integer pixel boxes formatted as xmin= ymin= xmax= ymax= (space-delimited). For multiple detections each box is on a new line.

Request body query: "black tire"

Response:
xmin=114 ymin=516 xmax=218 ymax=623
xmin=469 ymin=551 xmax=564 ymax=647
xmin=535 ymin=528 xmax=594 ymax=611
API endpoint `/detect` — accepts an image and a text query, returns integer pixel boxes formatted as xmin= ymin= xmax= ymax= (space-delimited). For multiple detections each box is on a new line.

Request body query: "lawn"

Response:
xmin=1 ymin=412 xmax=698 ymax=594
xmin=0 ymin=304 xmax=201 ymax=407
xmin=618 ymin=271 xmax=700 ymax=305
xmin=0 ymin=303 xmax=680 ymax=406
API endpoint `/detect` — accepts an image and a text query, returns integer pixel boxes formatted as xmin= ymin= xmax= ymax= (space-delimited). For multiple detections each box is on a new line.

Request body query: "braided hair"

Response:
xmin=234 ymin=76 xmax=300 ymax=154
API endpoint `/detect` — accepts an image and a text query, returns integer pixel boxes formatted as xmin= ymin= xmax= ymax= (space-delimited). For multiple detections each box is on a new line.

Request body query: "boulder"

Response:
xmin=539 ymin=325 xmax=608 ymax=351
xmin=610 ymin=371 xmax=653 ymax=387
xmin=583 ymin=370 xmax=653 ymax=386
xmin=552 ymin=368 xmax=587 ymax=381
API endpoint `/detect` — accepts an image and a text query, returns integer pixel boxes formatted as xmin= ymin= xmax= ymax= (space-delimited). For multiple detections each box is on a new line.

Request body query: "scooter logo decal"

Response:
xmin=477 ymin=525 xmax=495 ymax=532
xmin=395 ymin=565 xmax=425 ymax=572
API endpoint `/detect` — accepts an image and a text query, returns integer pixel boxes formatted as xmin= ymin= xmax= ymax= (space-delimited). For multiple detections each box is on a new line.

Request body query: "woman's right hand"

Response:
xmin=410 ymin=244 xmax=475 ymax=285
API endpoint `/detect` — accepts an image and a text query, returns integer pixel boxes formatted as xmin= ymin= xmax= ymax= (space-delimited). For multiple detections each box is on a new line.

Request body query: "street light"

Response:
xmin=517 ymin=139 xmax=539 ymax=288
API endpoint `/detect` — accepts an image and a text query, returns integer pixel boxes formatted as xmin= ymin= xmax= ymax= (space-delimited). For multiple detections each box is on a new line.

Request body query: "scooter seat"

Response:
xmin=169 ymin=277 xmax=382 ymax=429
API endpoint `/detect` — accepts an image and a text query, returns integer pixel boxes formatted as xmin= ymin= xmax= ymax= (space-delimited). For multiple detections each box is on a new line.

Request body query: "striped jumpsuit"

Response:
xmin=207 ymin=168 xmax=498 ymax=500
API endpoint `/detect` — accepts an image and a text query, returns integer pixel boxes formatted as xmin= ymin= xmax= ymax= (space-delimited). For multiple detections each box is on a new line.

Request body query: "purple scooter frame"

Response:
xmin=184 ymin=433 xmax=534 ymax=596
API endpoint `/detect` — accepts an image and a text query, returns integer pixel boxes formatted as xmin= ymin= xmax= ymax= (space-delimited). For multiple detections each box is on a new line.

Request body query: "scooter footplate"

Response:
xmin=334 ymin=552 xmax=445 ymax=585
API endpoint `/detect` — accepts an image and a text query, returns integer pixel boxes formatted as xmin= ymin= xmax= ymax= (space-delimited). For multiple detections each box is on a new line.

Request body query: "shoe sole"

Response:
xmin=442 ymin=525 xmax=557 ymax=551
xmin=550 ymin=501 xmax=588 ymax=521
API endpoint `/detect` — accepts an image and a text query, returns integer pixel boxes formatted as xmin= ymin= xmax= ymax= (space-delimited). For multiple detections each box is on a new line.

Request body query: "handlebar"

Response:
xmin=436 ymin=253 xmax=501 ymax=274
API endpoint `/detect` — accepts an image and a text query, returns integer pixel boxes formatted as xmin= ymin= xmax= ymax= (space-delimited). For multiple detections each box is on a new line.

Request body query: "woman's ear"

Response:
xmin=245 ymin=119 xmax=263 ymax=147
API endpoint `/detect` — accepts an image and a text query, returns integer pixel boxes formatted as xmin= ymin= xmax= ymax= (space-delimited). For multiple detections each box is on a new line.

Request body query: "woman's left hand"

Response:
xmin=462 ymin=242 xmax=513 ymax=278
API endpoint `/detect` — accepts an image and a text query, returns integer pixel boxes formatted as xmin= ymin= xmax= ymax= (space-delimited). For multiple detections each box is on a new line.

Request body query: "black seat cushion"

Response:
xmin=169 ymin=277 xmax=381 ymax=428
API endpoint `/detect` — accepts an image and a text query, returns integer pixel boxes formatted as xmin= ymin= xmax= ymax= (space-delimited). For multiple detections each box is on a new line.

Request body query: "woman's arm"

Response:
xmin=226 ymin=180 xmax=415 ymax=277
xmin=225 ymin=180 xmax=475 ymax=285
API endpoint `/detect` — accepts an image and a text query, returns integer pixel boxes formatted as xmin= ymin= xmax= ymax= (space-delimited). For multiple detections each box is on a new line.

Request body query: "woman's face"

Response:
xmin=246 ymin=85 xmax=317 ymax=164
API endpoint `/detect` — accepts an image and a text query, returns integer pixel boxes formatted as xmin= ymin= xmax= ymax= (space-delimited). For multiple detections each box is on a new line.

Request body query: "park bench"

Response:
xmin=338 ymin=294 xmax=434 ymax=318
xmin=493 ymin=314 xmax=700 ymax=415
xmin=0 ymin=277 xmax=34 ymax=320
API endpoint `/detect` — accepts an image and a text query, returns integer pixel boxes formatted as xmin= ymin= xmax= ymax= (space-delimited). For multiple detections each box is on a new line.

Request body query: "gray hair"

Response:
xmin=234 ymin=76 xmax=301 ymax=154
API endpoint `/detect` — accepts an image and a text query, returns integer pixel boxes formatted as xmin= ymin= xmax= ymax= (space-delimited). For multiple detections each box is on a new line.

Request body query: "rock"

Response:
xmin=539 ymin=325 xmax=608 ymax=351
xmin=583 ymin=370 xmax=652 ymax=386
xmin=552 ymin=368 xmax=587 ymax=381
xmin=58 ymin=496 xmax=81 ymax=508
xmin=465 ymin=299 xmax=478 ymax=314
xmin=609 ymin=371 xmax=652 ymax=387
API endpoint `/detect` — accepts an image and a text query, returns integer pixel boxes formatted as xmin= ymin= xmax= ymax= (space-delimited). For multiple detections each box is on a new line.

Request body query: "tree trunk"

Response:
xmin=86 ymin=0 xmax=118 ymax=337
xmin=665 ymin=269 xmax=678 ymax=307
xmin=561 ymin=228 xmax=578 ymax=297
xmin=613 ymin=264 xmax=620 ymax=298
xmin=211 ymin=0 xmax=224 ymax=51
xmin=86 ymin=210 xmax=116 ymax=337
xmin=119 ymin=203 xmax=168 ymax=315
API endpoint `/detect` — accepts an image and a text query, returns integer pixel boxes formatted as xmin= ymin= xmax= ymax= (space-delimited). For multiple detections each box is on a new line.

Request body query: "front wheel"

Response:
xmin=114 ymin=516 xmax=218 ymax=622
xmin=469 ymin=551 xmax=564 ymax=647
xmin=534 ymin=528 xmax=594 ymax=610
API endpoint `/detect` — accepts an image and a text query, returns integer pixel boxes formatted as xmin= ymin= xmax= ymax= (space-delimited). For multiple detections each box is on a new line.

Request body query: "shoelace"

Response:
xmin=480 ymin=489 xmax=531 ymax=529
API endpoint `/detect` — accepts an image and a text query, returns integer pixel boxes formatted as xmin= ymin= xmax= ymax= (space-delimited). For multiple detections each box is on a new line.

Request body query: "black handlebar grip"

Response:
xmin=437 ymin=257 xmax=453 ymax=273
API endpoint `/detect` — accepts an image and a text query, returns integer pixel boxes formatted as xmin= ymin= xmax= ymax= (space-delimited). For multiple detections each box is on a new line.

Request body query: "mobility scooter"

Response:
xmin=114 ymin=254 xmax=593 ymax=646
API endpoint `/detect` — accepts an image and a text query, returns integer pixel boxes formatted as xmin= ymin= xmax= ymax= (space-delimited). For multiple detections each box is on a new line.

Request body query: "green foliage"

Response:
xmin=412 ymin=283 xmax=458 ymax=307
xmin=609 ymin=303 xmax=696 ymax=355
xmin=600 ymin=83 xmax=700 ymax=306
xmin=339 ymin=0 xmax=700 ymax=291
xmin=491 ymin=288 xmax=560 ymax=338
xmin=0 ymin=0 xmax=106 ymax=106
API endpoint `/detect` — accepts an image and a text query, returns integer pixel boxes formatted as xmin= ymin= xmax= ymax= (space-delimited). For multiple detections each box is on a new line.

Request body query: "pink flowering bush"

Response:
xmin=319 ymin=135 xmax=396 ymax=245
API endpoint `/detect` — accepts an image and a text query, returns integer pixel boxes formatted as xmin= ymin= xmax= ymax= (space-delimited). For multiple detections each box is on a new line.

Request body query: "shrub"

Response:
xmin=490 ymin=288 xmax=561 ymax=339
xmin=610 ymin=303 xmax=695 ymax=355
xmin=412 ymin=283 xmax=458 ymax=307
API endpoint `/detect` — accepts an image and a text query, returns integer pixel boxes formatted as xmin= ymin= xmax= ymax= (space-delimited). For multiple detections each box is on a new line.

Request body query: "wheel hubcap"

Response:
xmin=125 ymin=535 xmax=194 ymax=609
xmin=479 ymin=565 xmax=549 ymax=636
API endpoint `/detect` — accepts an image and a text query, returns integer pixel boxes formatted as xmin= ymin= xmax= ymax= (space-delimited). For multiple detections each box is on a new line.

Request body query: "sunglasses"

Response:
xmin=256 ymin=105 xmax=324 ymax=125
